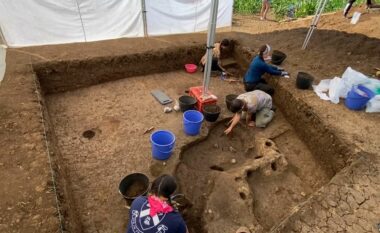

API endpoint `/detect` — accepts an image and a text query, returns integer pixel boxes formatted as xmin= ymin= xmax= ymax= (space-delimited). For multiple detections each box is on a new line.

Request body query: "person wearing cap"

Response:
xmin=243 ymin=44 xmax=289 ymax=95
xmin=224 ymin=90 xmax=275 ymax=135
xmin=126 ymin=175 xmax=188 ymax=233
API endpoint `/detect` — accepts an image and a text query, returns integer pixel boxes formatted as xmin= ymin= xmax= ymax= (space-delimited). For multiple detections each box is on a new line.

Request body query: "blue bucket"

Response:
xmin=150 ymin=130 xmax=176 ymax=160
xmin=345 ymin=85 xmax=374 ymax=110
xmin=183 ymin=110 xmax=204 ymax=136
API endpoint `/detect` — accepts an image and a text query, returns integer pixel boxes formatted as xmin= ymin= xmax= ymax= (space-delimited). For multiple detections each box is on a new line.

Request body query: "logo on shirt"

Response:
xmin=131 ymin=200 xmax=168 ymax=233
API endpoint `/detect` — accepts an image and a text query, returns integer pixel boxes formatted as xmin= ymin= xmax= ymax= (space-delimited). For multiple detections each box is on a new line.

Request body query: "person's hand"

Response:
xmin=248 ymin=121 xmax=255 ymax=127
xmin=224 ymin=127 xmax=233 ymax=135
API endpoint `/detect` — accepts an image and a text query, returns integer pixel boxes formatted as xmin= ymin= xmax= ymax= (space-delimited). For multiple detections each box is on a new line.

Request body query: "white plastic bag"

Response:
xmin=338 ymin=67 xmax=370 ymax=100
xmin=366 ymin=95 xmax=380 ymax=113
xmin=313 ymin=79 xmax=331 ymax=101
xmin=329 ymin=77 xmax=344 ymax=104
xmin=342 ymin=67 xmax=369 ymax=87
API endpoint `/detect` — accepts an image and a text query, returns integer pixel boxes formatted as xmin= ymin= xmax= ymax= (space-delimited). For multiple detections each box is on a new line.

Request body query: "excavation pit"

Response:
xmin=10 ymin=30 xmax=378 ymax=233
xmin=175 ymin=110 xmax=332 ymax=232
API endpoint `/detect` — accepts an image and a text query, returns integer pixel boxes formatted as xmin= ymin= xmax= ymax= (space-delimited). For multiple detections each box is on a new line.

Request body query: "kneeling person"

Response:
xmin=126 ymin=175 xmax=188 ymax=233
xmin=224 ymin=90 xmax=274 ymax=135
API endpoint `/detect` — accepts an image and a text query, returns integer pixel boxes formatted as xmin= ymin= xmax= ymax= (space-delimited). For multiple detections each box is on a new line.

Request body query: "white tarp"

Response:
xmin=0 ymin=0 xmax=144 ymax=47
xmin=146 ymin=0 xmax=233 ymax=36
xmin=0 ymin=0 xmax=233 ymax=47
xmin=0 ymin=45 xmax=6 ymax=84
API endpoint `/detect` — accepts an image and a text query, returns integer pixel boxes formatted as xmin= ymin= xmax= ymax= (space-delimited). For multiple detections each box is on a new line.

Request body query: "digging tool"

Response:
xmin=143 ymin=127 xmax=154 ymax=135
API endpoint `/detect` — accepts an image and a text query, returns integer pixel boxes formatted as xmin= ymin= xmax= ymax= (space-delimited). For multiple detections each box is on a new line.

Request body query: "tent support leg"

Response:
xmin=302 ymin=0 xmax=328 ymax=50
xmin=141 ymin=0 xmax=148 ymax=37
xmin=0 ymin=25 xmax=8 ymax=46
xmin=202 ymin=0 xmax=219 ymax=98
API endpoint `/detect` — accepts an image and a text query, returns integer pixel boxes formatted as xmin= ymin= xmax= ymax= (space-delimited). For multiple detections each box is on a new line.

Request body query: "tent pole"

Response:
xmin=202 ymin=0 xmax=219 ymax=98
xmin=302 ymin=0 xmax=328 ymax=49
xmin=141 ymin=0 xmax=148 ymax=37
xmin=0 ymin=25 xmax=8 ymax=46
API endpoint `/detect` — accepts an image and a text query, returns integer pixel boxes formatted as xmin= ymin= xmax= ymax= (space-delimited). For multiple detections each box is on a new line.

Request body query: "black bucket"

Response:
xmin=225 ymin=94 xmax=238 ymax=112
xmin=271 ymin=50 xmax=287 ymax=65
xmin=179 ymin=96 xmax=197 ymax=112
xmin=119 ymin=173 xmax=150 ymax=205
xmin=296 ymin=72 xmax=314 ymax=90
xmin=202 ymin=104 xmax=221 ymax=122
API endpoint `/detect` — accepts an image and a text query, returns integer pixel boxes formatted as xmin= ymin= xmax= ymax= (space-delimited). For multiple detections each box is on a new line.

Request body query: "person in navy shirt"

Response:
xmin=126 ymin=175 xmax=188 ymax=233
xmin=244 ymin=44 xmax=288 ymax=95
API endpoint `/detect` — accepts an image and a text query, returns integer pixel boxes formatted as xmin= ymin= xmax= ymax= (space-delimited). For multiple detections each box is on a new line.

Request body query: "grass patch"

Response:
xmin=234 ymin=0 xmax=365 ymax=19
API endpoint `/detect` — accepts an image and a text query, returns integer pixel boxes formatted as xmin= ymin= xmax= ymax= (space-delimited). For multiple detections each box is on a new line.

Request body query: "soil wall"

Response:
xmin=33 ymin=45 xmax=205 ymax=94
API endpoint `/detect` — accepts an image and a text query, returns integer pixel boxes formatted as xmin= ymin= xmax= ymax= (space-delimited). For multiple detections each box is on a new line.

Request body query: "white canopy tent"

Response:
xmin=0 ymin=0 xmax=233 ymax=47
xmin=0 ymin=0 xmax=233 ymax=85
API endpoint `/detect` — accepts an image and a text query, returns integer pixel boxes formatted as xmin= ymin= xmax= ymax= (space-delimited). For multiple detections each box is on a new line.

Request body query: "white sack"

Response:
xmin=313 ymin=79 xmax=331 ymax=101
xmin=366 ymin=95 xmax=380 ymax=113
xmin=328 ymin=77 xmax=344 ymax=104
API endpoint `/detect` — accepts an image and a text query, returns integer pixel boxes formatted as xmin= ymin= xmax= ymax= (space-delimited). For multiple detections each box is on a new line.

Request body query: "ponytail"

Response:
xmin=259 ymin=44 xmax=271 ymax=59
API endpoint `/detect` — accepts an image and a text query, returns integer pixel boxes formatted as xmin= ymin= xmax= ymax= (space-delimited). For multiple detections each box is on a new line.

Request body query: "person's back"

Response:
xmin=244 ymin=56 xmax=281 ymax=84
xmin=127 ymin=196 xmax=186 ymax=233
xmin=237 ymin=90 xmax=272 ymax=113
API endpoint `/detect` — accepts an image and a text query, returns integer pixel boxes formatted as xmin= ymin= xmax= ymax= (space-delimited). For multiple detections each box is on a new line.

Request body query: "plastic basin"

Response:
xmin=183 ymin=110 xmax=204 ymax=136
xmin=185 ymin=64 xmax=197 ymax=73
xmin=179 ymin=95 xmax=197 ymax=112
xmin=202 ymin=104 xmax=221 ymax=122
xmin=296 ymin=72 xmax=314 ymax=90
xmin=345 ymin=85 xmax=374 ymax=110
xmin=271 ymin=50 xmax=287 ymax=65
xmin=150 ymin=130 xmax=176 ymax=160
xmin=119 ymin=173 xmax=149 ymax=200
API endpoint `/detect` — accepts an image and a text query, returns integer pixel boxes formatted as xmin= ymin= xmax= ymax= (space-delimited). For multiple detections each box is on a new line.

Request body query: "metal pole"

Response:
xmin=302 ymin=0 xmax=328 ymax=49
xmin=202 ymin=0 xmax=219 ymax=98
xmin=302 ymin=0 xmax=323 ymax=49
xmin=141 ymin=0 xmax=148 ymax=37
xmin=0 ymin=25 xmax=8 ymax=46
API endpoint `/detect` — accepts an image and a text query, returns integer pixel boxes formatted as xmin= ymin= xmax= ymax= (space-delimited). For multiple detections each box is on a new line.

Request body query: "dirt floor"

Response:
xmin=45 ymin=71 xmax=242 ymax=232
xmin=0 ymin=7 xmax=380 ymax=233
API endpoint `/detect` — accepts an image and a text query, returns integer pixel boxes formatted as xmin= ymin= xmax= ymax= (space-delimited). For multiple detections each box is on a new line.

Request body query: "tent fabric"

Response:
xmin=0 ymin=0 xmax=144 ymax=47
xmin=0 ymin=0 xmax=233 ymax=47
xmin=145 ymin=0 xmax=233 ymax=36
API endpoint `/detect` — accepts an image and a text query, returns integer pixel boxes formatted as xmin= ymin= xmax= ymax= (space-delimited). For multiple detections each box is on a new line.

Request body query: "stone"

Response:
xmin=231 ymin=159 xmax=237 ymax=164
xmin=35 ymin=186 xmax=44 ymax=192
xmin=229 ymin=146 xmax=237 ymax=153
xmin=327 ymin=199 xmax=337 ymax=207
xmin=36 ymin=197 xmax=43 ymax=206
